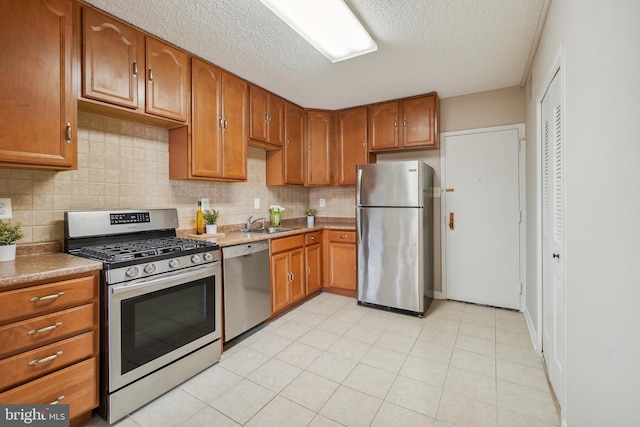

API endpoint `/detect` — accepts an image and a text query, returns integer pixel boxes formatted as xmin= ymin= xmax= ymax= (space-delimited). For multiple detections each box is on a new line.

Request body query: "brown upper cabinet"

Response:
xmin=334 ymin=106 xmax=368 ymax=186
xmin=169 ymin=58 xmax=248 ymax=181
xmin=0 ymin=0 xmax=76 ymax=170
xmin=249 ymin=85 xmax=284 ymax=147
xmin=305 ymin=110 xmax=332 ymax=186
xmin=369 ymin=93 xmax=439 ymax=152
xmin=80 ymin=6 xmax=189 ymax=124
xmin=266 ymin=102 xmax=305 ymax=185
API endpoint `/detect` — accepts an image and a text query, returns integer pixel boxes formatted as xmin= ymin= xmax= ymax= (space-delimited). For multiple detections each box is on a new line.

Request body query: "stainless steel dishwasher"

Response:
xmin=222 ymin=241 xmax=271 ymax=342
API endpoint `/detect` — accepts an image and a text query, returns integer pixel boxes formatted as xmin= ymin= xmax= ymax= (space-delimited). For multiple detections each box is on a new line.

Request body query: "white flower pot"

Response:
xmin=205 ymin=224 xmax=217 ymax=234
xmin=307 ymin=216 xmax=315 ymax=227
xmin=0 ymin=244 xmax=17 ymax=262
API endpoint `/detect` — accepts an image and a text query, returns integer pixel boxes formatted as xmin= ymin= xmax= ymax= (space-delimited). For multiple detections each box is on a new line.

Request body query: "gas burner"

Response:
xmin=79 ymin=237 xmax=217 ymax=263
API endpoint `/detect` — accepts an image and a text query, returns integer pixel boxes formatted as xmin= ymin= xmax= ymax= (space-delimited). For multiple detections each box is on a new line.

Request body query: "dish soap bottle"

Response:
xmin=196 ymin=200 xmax=204 ymax=235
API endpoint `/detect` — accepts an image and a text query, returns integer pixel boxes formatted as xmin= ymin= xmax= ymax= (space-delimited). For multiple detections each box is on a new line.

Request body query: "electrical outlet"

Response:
xmin=0 ymin=198 xmax=12 ymax=219
xmin=200 ymin=198 xmax=210 ymax=210
xmin=319 ymin=198 xmax=326 ymax=207
xmin=254 ymin=198 xmax=260 ymax=209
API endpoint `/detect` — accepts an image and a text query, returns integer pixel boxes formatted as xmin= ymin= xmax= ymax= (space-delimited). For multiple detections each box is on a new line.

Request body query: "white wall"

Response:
xmin=525 ymin=0 xmax=640 ymax=425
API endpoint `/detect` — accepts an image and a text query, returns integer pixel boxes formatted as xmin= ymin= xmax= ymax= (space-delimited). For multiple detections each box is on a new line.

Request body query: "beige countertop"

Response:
xmin=0 ymin=252 xmax=103 ymax=289
xmin=191 ymin=221 xmax=356 ymax=247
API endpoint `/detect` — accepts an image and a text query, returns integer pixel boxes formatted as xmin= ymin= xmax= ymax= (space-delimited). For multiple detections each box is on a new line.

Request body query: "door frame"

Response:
xmin=440 ymin=124 xmax=526 ymax=308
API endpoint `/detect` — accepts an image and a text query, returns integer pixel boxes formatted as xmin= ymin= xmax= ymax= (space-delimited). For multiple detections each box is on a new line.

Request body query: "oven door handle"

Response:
xmin=110 ymin=264 xmax=219 ymax=297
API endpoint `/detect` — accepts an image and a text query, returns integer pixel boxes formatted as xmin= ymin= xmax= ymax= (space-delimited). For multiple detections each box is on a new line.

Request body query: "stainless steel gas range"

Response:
xmin=64 ymin=209 xmax=221 ymax=424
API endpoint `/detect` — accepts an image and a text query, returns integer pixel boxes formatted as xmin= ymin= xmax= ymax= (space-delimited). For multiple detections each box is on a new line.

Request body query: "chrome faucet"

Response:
xmin=245 ymin=216 xmax=266 ymax=230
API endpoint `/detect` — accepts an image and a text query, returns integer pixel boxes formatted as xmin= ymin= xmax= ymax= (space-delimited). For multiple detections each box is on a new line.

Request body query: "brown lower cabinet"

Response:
xmin=0 ymin=272 xmax=100 ymax=425
xmin=305 ymin=232 xmax=323 ymax=294
xmin=270 ymin=235 xmax=306 ymax=314
xmin=324 ymin=230 xmax=357 ymax=295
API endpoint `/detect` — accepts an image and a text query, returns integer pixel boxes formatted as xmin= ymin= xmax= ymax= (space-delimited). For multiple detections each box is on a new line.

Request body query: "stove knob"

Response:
xmin=169 ymin=259 xmax=180 ymax=268
xmin=203 ymin=252 xmax=213 ymax=262
xmin=191 ymin=254 xmax=202 ymax=264
xmin=125 ymin=267 xmax=139 ymax=278
xmin=143 ymin=263 xmax=156 ymax=274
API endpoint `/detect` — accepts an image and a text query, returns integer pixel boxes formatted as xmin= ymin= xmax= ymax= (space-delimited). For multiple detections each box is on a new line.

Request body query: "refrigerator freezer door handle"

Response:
xmin=356 ymin=168 xmax=363 ymax=206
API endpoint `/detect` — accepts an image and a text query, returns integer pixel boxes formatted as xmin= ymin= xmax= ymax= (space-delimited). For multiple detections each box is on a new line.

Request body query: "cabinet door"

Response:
xmin=328 ymin=239 xmax=357 ymax=291
xmin=221 ymin=72 xmax=248 ymax=180
xmin=368 ymin=101 xmax=399 ymax=151
xmin=305 ymin=243 xmax=322 ymax=294
xmin=0 ymin=0 xmax=75 ymax=170
xmin=289 ymin=248 xmax=306 ymax=303
xmin=306 ymin=111 xmax=332 ymax=186
xmin=249 ymin=85 xmax=269 ymax=143
xmin=284 ymin=103 xmax=305 ymax=185
xmin=268 ymin=95 xmax=285 ymax=147
xmin=401 ymin=94 xmax=438 ymax=149
xmin=335 ymin=107 xmax=367 ymax=186
xmin=191 ymin=58 xmax=222 ymax=178
xmin=270 ymin=252 xmax=290 ymax=313
xmin=145 ymin=37 xmax=189 ymax=122
xmin=82 ymin=7 xmax=143 ymax=109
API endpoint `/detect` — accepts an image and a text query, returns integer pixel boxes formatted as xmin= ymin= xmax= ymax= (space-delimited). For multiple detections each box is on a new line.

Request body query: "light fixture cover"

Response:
xmin=260 ymin=0 xmax=377 ymax=63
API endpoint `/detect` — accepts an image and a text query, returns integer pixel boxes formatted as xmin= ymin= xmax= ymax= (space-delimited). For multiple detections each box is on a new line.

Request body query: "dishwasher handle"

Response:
xmin=222 ymin=241 xmax=269 ymax=259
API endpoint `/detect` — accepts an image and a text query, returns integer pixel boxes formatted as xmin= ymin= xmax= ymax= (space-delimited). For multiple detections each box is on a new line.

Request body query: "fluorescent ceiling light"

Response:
xmin=260 ymin=0 xmax=377 ymax=63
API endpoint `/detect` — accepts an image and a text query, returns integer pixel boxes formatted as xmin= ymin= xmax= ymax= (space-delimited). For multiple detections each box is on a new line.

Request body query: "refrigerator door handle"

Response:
xmin=356 ymin=208 xmax=362 ymax=245
xmin=356 ymin=167 xmax=363 ymax=206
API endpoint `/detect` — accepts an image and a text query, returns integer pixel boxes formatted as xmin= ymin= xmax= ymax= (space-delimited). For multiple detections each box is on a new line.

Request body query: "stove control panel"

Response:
xmin=110 ymin=212 xmax=151 ymax=225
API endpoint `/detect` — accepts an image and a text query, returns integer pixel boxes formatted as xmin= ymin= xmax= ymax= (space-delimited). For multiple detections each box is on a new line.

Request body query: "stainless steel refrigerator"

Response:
xmin=356 ymin=160 xmax=434 ymax=316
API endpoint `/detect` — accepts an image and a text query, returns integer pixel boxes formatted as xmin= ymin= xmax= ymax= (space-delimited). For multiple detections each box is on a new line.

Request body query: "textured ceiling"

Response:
xmin=84 ymin=0 xmax=547 ymax=110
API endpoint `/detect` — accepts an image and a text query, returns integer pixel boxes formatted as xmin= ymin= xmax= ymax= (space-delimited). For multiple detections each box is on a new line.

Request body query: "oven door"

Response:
xmin=108 ymin=262 xmax=221 ymax=392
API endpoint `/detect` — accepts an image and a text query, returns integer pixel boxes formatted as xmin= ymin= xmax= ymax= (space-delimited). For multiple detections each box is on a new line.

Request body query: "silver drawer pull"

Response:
xmin=50 ymin=396 xmax=65 ymax=405
xmin=27 ymin=322 xmax=63 ymax=335
xmin=28 ymin=351 xmax=63 ymax=366
xmin=30 ymin=292 xmax=64 ymax=302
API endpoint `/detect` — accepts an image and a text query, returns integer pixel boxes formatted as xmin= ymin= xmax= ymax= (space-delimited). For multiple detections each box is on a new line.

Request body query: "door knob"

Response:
xmin=449 ymin=212 xmax=454 ymax=230
xmin=553 ymin=253 xmax=560 ymax=259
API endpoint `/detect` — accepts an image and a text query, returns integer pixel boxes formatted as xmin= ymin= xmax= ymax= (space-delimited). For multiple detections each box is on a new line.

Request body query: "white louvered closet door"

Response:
xmin=542 ymin=69 xmax=564 ymax=409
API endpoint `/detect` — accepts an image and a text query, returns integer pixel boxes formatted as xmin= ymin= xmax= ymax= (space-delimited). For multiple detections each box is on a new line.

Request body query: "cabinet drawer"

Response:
xmin=0 ymin=304 xmax=95 ymax=358
xmin=0 ymin=276 xmax=96 ymax=323
xmin=0 ymin=357 xmax=98 ymax=420
xmin=0 ymin=331 xmax=95 ymax=390
xmin=271 ymin=234 xmax=304 ymax=254
xmin=305 ymin=231 xmax=322 ymax=245
xmin=328 ymin=231 xmax=356 ymax=243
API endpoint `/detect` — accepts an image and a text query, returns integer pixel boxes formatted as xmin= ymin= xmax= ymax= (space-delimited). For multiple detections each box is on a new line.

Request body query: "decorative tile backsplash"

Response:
xmin=0 ymin=112 xmax=355 ymax=244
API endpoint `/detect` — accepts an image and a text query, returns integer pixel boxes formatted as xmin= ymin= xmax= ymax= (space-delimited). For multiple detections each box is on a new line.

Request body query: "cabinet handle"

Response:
xmin=394 ymin=120 xmax=397 ymax=128
xmin=30 ymin=292 xmax=64 ymax=302
xmin=307 ymin=266 xmax=310 ymax=276
xmin=308 ymin=143 xmax=312 ymax=152
xmin=362 ymin=140 xmax=366 ymax=149
xmin=265 ymin=112 xmax=269 ymax=123
xmin=65 ymin=123 xmax=72 ymax=143
xmin=49 ymin=396 xmax=65 ymax=405
xmin=403 ymin=119 xmax=407 ymax=127
xmin=310 ymin=236 xmax=316 ymax=241
xmin=28 ymin=351 xmax=63 ymax=366
xmin=291 ymin=272 xmax=295 ymax=282
xmin=27 ymin=322 xmax=62 ymax=335
xmin=224 ymin=119 xmax=228 ymax=130
xmin=339 ymin=235 xmax=348 ymax=239
xmin=148 ymin=67 xmax=154 ymax=82
xmin=285 ymin=138 xmax=290 ymax=147
xmin=219 ymin=117 xmax=224 ymax=129
xmin=133 ymin=60 xmax=138 ymax=76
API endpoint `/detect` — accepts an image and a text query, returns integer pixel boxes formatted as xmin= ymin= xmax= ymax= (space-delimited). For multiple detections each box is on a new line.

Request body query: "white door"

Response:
xmin=443 ymin=126 xmax=522 ymax=309
xmin=542 ymin=70 xmax=564 ymax=407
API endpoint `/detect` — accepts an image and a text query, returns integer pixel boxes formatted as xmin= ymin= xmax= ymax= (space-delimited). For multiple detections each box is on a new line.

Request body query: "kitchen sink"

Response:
xmin=238 ymin=227 xmax=298 ymax=234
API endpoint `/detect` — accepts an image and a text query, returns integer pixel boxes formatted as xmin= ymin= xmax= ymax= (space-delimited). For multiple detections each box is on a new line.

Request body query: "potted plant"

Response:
xmin=203 ymin=209 xmax=219 ymax=234
xmin=305 ymin=207 xmax=318 ymax=227
xmin=269 ymin=205 xmax=285 ymax=227
xmin=0 ymin=220 xmax=24 ymax=262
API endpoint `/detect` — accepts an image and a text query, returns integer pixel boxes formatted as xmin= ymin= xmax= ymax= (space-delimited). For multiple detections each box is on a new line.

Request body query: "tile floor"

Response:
xmin=87 ymin=293 xmax=560 ymax=427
